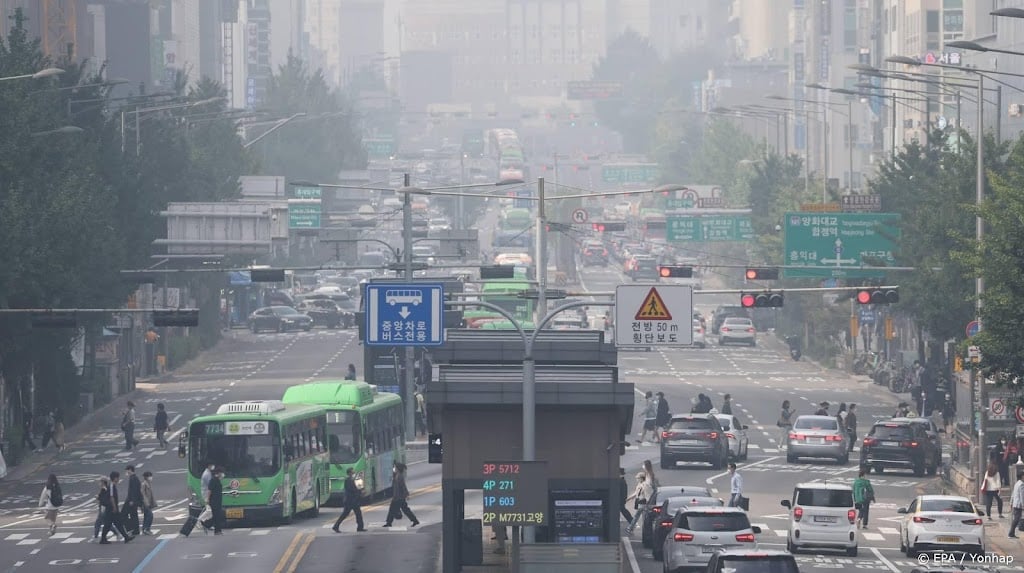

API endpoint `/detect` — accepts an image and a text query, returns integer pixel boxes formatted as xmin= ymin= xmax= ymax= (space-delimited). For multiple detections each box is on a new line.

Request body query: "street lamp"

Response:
xmin=807 ymin=84 xmax=857 ymax=192
xmin=0 ymin=67 xmax=64 ymax=82
xmin=946 ymin=40 xmax=1024 ymax=58
xmin=30 ymin=125 xmax=84 ymax=137
xmin=991 ymin=7 xmax=1024 ymax=19
xmin=242 ymin=112 xmax=307 ymax=149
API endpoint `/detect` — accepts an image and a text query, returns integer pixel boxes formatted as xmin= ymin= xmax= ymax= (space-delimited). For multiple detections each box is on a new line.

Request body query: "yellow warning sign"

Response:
xmin=634 ymin=288 xmax=672 ymax=320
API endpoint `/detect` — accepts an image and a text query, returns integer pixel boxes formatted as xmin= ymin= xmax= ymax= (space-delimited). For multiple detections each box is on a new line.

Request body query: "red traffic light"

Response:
xmin=745 ymin=268 xmax=780 ymax=281
xmin=740 ymin=291 xmax=784 ymax=308
xmin=660 ymin=267 xmax=672 ymax=278
xmin=593 ymin=223 xmax=605 ymax=232
xmin=658 ymin=266 xmax=694 ymax=278
xmin=856 ymin=288 xmax=899 ymax=305
xmin=745 ymin=269 xmax=757 ymax=280
xmin=856 ymin=290 xmax=872 ymax=304
xmin=741 ymin=293 xmax=756 ymax=308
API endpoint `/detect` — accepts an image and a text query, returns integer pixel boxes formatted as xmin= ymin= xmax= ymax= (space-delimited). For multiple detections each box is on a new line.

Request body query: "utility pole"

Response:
xmin=534 ymin=178 xmax=547 ymax=326
xmin=975 ymin=75 xmax=988 ymax=486
xmin=402 ymin=173 xmax=416 ymax=442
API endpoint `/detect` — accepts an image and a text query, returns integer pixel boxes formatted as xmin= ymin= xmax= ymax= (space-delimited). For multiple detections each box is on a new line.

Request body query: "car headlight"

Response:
xmin=189 ymin=489 xmax=201 ymax=505
xmin=268 ymin=486 xmax=282 ymax=505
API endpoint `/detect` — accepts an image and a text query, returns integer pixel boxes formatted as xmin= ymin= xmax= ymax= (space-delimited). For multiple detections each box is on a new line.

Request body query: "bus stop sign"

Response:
xmin=365 ymin=283 xmax=445 ymax=346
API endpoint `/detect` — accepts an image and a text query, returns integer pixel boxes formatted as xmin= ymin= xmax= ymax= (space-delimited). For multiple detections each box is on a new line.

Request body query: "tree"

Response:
xmin=686 ymin=117 xmax=759 ymax=188
xmin=256 ymin=54 xmax=366 ymax=183
xmin=958 ymin=132 xmax=1024 ymax=384
xmin=591 ymin=29 xmax=662 ymax=152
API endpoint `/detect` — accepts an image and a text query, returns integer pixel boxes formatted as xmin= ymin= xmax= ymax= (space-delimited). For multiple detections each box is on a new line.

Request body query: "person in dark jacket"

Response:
xmin=332 ymin=467 xmax=366 ymax=532
xmin=122 ymin=465 xmax=143 ymax=535
xmin=383 ymin=462 xmax=419 ymax=527
xmin=655 ymin=392 xmax=671 ymax=433
xmin=154 ymin=403 xmax=169 ymax=448
xmin=721 ymin=394 xmax=733 ymax=415
xmin=100 ymin=472 xmax=132 ymax=544
xmin=202 ymin=467 xmax=225 ymax=534
xmin=618 ymin=467 xmax=633 ymax=523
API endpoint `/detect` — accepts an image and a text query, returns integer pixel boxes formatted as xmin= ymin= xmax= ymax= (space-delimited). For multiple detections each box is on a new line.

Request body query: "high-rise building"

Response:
xmin=306 ymin=0 xmax=384 ymax=88
xmin=732 ymin=0 xmax=790 ymax=62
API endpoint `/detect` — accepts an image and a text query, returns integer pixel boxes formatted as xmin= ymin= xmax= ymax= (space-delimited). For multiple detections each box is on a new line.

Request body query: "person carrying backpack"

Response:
xmin=39 ymin=473 xmax=62 ymax=536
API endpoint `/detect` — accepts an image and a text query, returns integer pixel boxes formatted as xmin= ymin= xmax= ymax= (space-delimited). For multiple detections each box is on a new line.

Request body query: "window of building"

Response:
xmin=942 ymin=0 xmax=962 ymax=8
xmin=943 ymin=10 xmax=963 ymax=33
xmin=926 ymin=10 xmax=939 ymax=33
xmin=843 ymin=0 xmax=857 ymax=51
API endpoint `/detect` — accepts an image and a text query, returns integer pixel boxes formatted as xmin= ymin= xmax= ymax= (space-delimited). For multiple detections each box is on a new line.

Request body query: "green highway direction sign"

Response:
xmin=364 ymin=139 xmax=396 ymax=157
xmin=667 ymin=215 xmax=754 ymax=242
xmin=288 ymin=200 xmax=322 ymax=229
xmin=783 ymin=212 xmax=901 ymax=278
xmin=601 ymin=163 xmax=660 ymax=184
xmin=667 ymin=198 xmax=695 ymax=209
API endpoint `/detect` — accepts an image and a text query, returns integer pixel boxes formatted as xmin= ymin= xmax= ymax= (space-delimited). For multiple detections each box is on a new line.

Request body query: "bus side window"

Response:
xmin=284 ymin=440 xmax=295 ymax=461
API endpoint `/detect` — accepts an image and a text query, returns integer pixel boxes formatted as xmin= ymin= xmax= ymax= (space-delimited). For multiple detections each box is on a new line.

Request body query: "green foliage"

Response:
xmin=256 ymin=53 xmax=366 ymax=182
xmin=958 ymin=133 xmax=1024 ymax=385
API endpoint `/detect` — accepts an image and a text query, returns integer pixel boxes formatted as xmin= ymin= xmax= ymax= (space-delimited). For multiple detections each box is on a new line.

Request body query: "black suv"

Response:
xmin=296 ymin=298 xmax=353 ymax=329
xmin=860 ymin=421 xmax=939 ymax=476
xmin=660 ymin=414 xmax=729 ymax=470
xmin=630 ymin=256 xmax=660 ymax=281
xmin=711 ymin=305 xmax=751 ymax=334
xmin=580 ymin=243 xmax=609 ymax=266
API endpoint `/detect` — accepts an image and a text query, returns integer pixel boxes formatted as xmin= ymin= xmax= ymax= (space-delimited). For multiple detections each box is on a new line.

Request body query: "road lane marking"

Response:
xmin=286 ymin=531 xmax=316 ymax=573
xmin=622 ymin=537 xmax=641 ymax=573
xmin=871 ymin=546 xmax=901 ymax=572
xmin=273 ymin=530 xmax=307 ymax=573
xmin=132 ymin=538 xmax=169 ymax=573
xmin=705 ymin=455 xmax=780 ymax=485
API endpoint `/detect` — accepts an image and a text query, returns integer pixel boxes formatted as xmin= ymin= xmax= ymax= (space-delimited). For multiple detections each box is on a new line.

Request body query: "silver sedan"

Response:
xmin=786 ymin=415 xmax=850 ymax=464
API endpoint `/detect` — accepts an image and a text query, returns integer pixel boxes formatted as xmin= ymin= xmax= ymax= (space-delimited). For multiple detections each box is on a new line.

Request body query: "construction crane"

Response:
xmin=41 ymin=0 xmax=76 ymax=61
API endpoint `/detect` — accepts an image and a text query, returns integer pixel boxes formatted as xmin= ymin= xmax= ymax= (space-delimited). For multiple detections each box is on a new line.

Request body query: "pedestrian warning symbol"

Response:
xmin=635 ymin=288 xmax=672 ymax=320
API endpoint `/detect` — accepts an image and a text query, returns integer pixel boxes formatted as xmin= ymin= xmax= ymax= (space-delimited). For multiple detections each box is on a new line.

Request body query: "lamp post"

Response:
xmin=123 ymin=97 xmax=225 ymax=155
xmin=30 ymin=126 xmax=84 ymax=137
xmin=808 ymin=85 xmax=857 ymax=191
xmin=0 ymin=67 xmax=64 ymax=82
xmin=242 ymin=113 xmax=308 ymax=149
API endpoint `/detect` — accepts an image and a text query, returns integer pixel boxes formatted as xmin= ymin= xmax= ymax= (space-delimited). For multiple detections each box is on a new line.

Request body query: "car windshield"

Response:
xmin=920 ymin=499 xmax=976 ymax=513
xmin=679 ymin=513 xmax=750 ymax=531
xmin=723 ymin=319 xmax=751 ymax=327
xmin=667 ymin=497 xmax=722 ymax=512
xmin=794 ymin=418 xmax=838 ymax=431
xmin=188 ymin=421 xmax=280 ymax=478
xmin=668 ymin=418 xmax=713 ymax=430
xmin=795 ymin=488 xmax=853 ymax=507
xmin=872 ymin=425 xmax=912 ymax=439
xmin=717 ymin=556 xmax=799 ymax=573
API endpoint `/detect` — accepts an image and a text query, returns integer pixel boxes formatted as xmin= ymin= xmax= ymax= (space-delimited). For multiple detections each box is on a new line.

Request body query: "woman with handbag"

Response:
xmin=777 ymin=400 xmax=794 ymax=450
xmin=852 ymin=469 xmax=875 ymax=529
xmin=624 ymin=472 xmax=653 ymax=535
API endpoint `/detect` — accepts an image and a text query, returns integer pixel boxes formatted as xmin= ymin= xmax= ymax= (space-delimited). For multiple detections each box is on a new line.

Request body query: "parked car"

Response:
xmin=718 ymin=317 xmax=757 ymax=347
xmin=860 ymin=420 xmax=939 ymax=476
xmin=660 ymin=507 xmax=759 ymax=572
xmin=898 ymin=495 xmax=985 ymax=557
xmin=786 ymin=415 xmax=851 ymax=464
xmin=659 ymin=414 xmax=729 ymax=470
xmin=248 ymin=306 xmax=313 ymax=333
xmin=781 ymin=482 xmax=858 ymax=556
xmin=296 ymin=298 xmax=346 ymax=329
xmin=706 ymin=549 xmax=799 ymax=573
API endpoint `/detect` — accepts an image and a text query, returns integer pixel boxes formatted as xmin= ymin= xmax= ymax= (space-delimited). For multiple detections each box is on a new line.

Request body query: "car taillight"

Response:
xmin=721 ymin=327 xmax=730 ymax=332
xmin=726 ymin=433 xmax=736 ymax=439
xmin=673 ymin=532 xmax=694 ymax=542
xmin=913 ymin=516 xmax=935 ymax=523
xmin=747 ymin=327 xmax=755 ymax=333
xmin=707 ymin=432 xmax=719 ymax=440
xmin=826 ymin=435 xmax=843 ymax=442
xmin=652 ymin=507 xmax=662 ymax=514
xmin=901 ymin=441 xmax=918 ymax=447
xmin=962 ymin=518 xmax=983 ymax=525
xmin=863 ymin=438 xmax=877 ymax=447
xmin=735 ymin=533 xmax=755 ymax=543
xmin=662 ymin=431 xmax=675 ymax=440
xmin=847 ymin=509 xmax=857 ymax=524
xmin=793 ymin=507 xmax=803 ymax=522
xmin=789 ymin=433 xmax=804 ymax=440
xmin=660 ymin=519 xmax=673 ymax=527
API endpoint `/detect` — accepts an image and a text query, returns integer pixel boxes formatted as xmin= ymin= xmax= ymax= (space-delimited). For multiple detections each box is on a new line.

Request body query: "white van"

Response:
xmin=780 ymin=482 xmax=858 ymax=556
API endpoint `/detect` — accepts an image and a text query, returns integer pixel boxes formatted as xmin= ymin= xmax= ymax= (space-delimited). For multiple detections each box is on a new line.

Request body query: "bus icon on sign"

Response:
xmin=385 ymin=289 xmax=423 ymax=306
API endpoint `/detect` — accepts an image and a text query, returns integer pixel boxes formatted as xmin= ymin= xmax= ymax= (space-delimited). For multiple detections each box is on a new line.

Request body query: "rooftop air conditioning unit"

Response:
xmin=216 ymin=400 xmax=286 ymax=415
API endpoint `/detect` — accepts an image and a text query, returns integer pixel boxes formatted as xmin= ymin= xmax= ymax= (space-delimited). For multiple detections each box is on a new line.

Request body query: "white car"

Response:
xmin=713 ymin=413 xmax=750 ymax=461
xmin=692 ymin=319 xmax=706 ymax=348
xmin=719 ymin=317 xmax=756 ymax=346
xmin=781 ymin=482 xmax=858 ymax=556
xmin=898 ymin=495 xmax=985 ymax=557
xmin=661 ymin=507 xmax=760 ymax=572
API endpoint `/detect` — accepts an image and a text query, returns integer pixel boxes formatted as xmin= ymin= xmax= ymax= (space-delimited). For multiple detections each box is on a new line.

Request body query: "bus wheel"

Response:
xmin=282 ymin=490 xmax=296 ymax=525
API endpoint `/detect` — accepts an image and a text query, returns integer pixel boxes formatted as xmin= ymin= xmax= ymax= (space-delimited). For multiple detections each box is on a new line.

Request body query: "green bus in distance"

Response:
xmin=282 ymin=381 xmax=405 ymax=503
xmin=181 ymin=400 xmax=330 ymax=524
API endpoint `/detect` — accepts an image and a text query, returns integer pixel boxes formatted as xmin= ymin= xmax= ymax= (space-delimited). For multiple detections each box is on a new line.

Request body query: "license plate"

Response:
xmin=882 ymin=441 xmax=900 ymax=447
xmin=701 ymin=546 xmax=718 ymax=554
xmin=673 ymin=439 xmax=704 ymax=445
xmin=813 ymin=516 xmax=837 ymax=523
xmin=225 ymin=508 xmax=244 ymax=519
xmin=809 ymin=438 xmax=824 ymax=444
xmin=936 ymin=536 xmax=960 ymax=543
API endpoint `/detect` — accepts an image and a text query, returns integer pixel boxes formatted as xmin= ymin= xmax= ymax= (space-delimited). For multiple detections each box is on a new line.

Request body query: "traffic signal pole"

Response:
xmin=402 ymin=173 xmax=416 ymax=442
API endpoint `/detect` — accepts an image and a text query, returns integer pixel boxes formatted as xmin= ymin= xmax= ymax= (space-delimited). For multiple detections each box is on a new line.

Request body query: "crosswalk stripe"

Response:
xmin=877 ymin=527 xmax=898 ymax=535
xmin=773 ymin=530 xmax=787 ymax=537
xmin=862 ymin=532 xmax=884 ymax=541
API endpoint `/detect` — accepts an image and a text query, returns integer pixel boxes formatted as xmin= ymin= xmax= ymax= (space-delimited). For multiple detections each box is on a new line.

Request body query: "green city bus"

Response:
xmin=181 ymin=400 xmax=330 ymax=524
xmin=464 ymin=279 xmax=534 ymax=327
xmin=282 ymin=381 xmax=405 ymax=503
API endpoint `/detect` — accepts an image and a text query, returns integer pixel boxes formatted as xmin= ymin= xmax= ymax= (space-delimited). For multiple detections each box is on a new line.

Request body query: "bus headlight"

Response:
xmin=268 ymin=486 xmax=282 ymax=505
xmin=354 ymin=471 xmax=365 ymax=491
xmin=189 ymin=490 xmax=201 ymax=505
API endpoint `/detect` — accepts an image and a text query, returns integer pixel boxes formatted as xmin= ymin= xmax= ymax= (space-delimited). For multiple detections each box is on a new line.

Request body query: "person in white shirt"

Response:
xmin=728 ymin=463 xmax=744 ymax=508
xmin=1010 ymin=472 xmax=1024 ymax=538
xmin=624 ymin=472 xmax=654 ymax=535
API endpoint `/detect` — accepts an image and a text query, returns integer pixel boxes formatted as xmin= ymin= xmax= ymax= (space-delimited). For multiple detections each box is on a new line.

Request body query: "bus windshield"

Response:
xmin=327 ymin=410 xmax=362 ymax=465
xmin=189 ymin=421 xmax=281 ymax=478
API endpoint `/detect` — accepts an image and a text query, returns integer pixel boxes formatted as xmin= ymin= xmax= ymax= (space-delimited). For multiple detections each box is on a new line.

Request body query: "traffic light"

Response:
xmin=658 ymin=266 xmax=694 ymax=278
xmin=153 ymin=309 xmax=200 ymax=327
xmin=250 ymin=268 xmax=285 ymax=282
xmin=480 ymin=265 xmax=517 ymax=279
xmin=744 ymin=267 xmax=780 ymax=281
xmin=856 ymin=288 xmax=899 ymax=305
xmin=592 ymin=222 xmax=626 ymax=233
xmin=740 ymin=291 xmax=784 ymax=308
